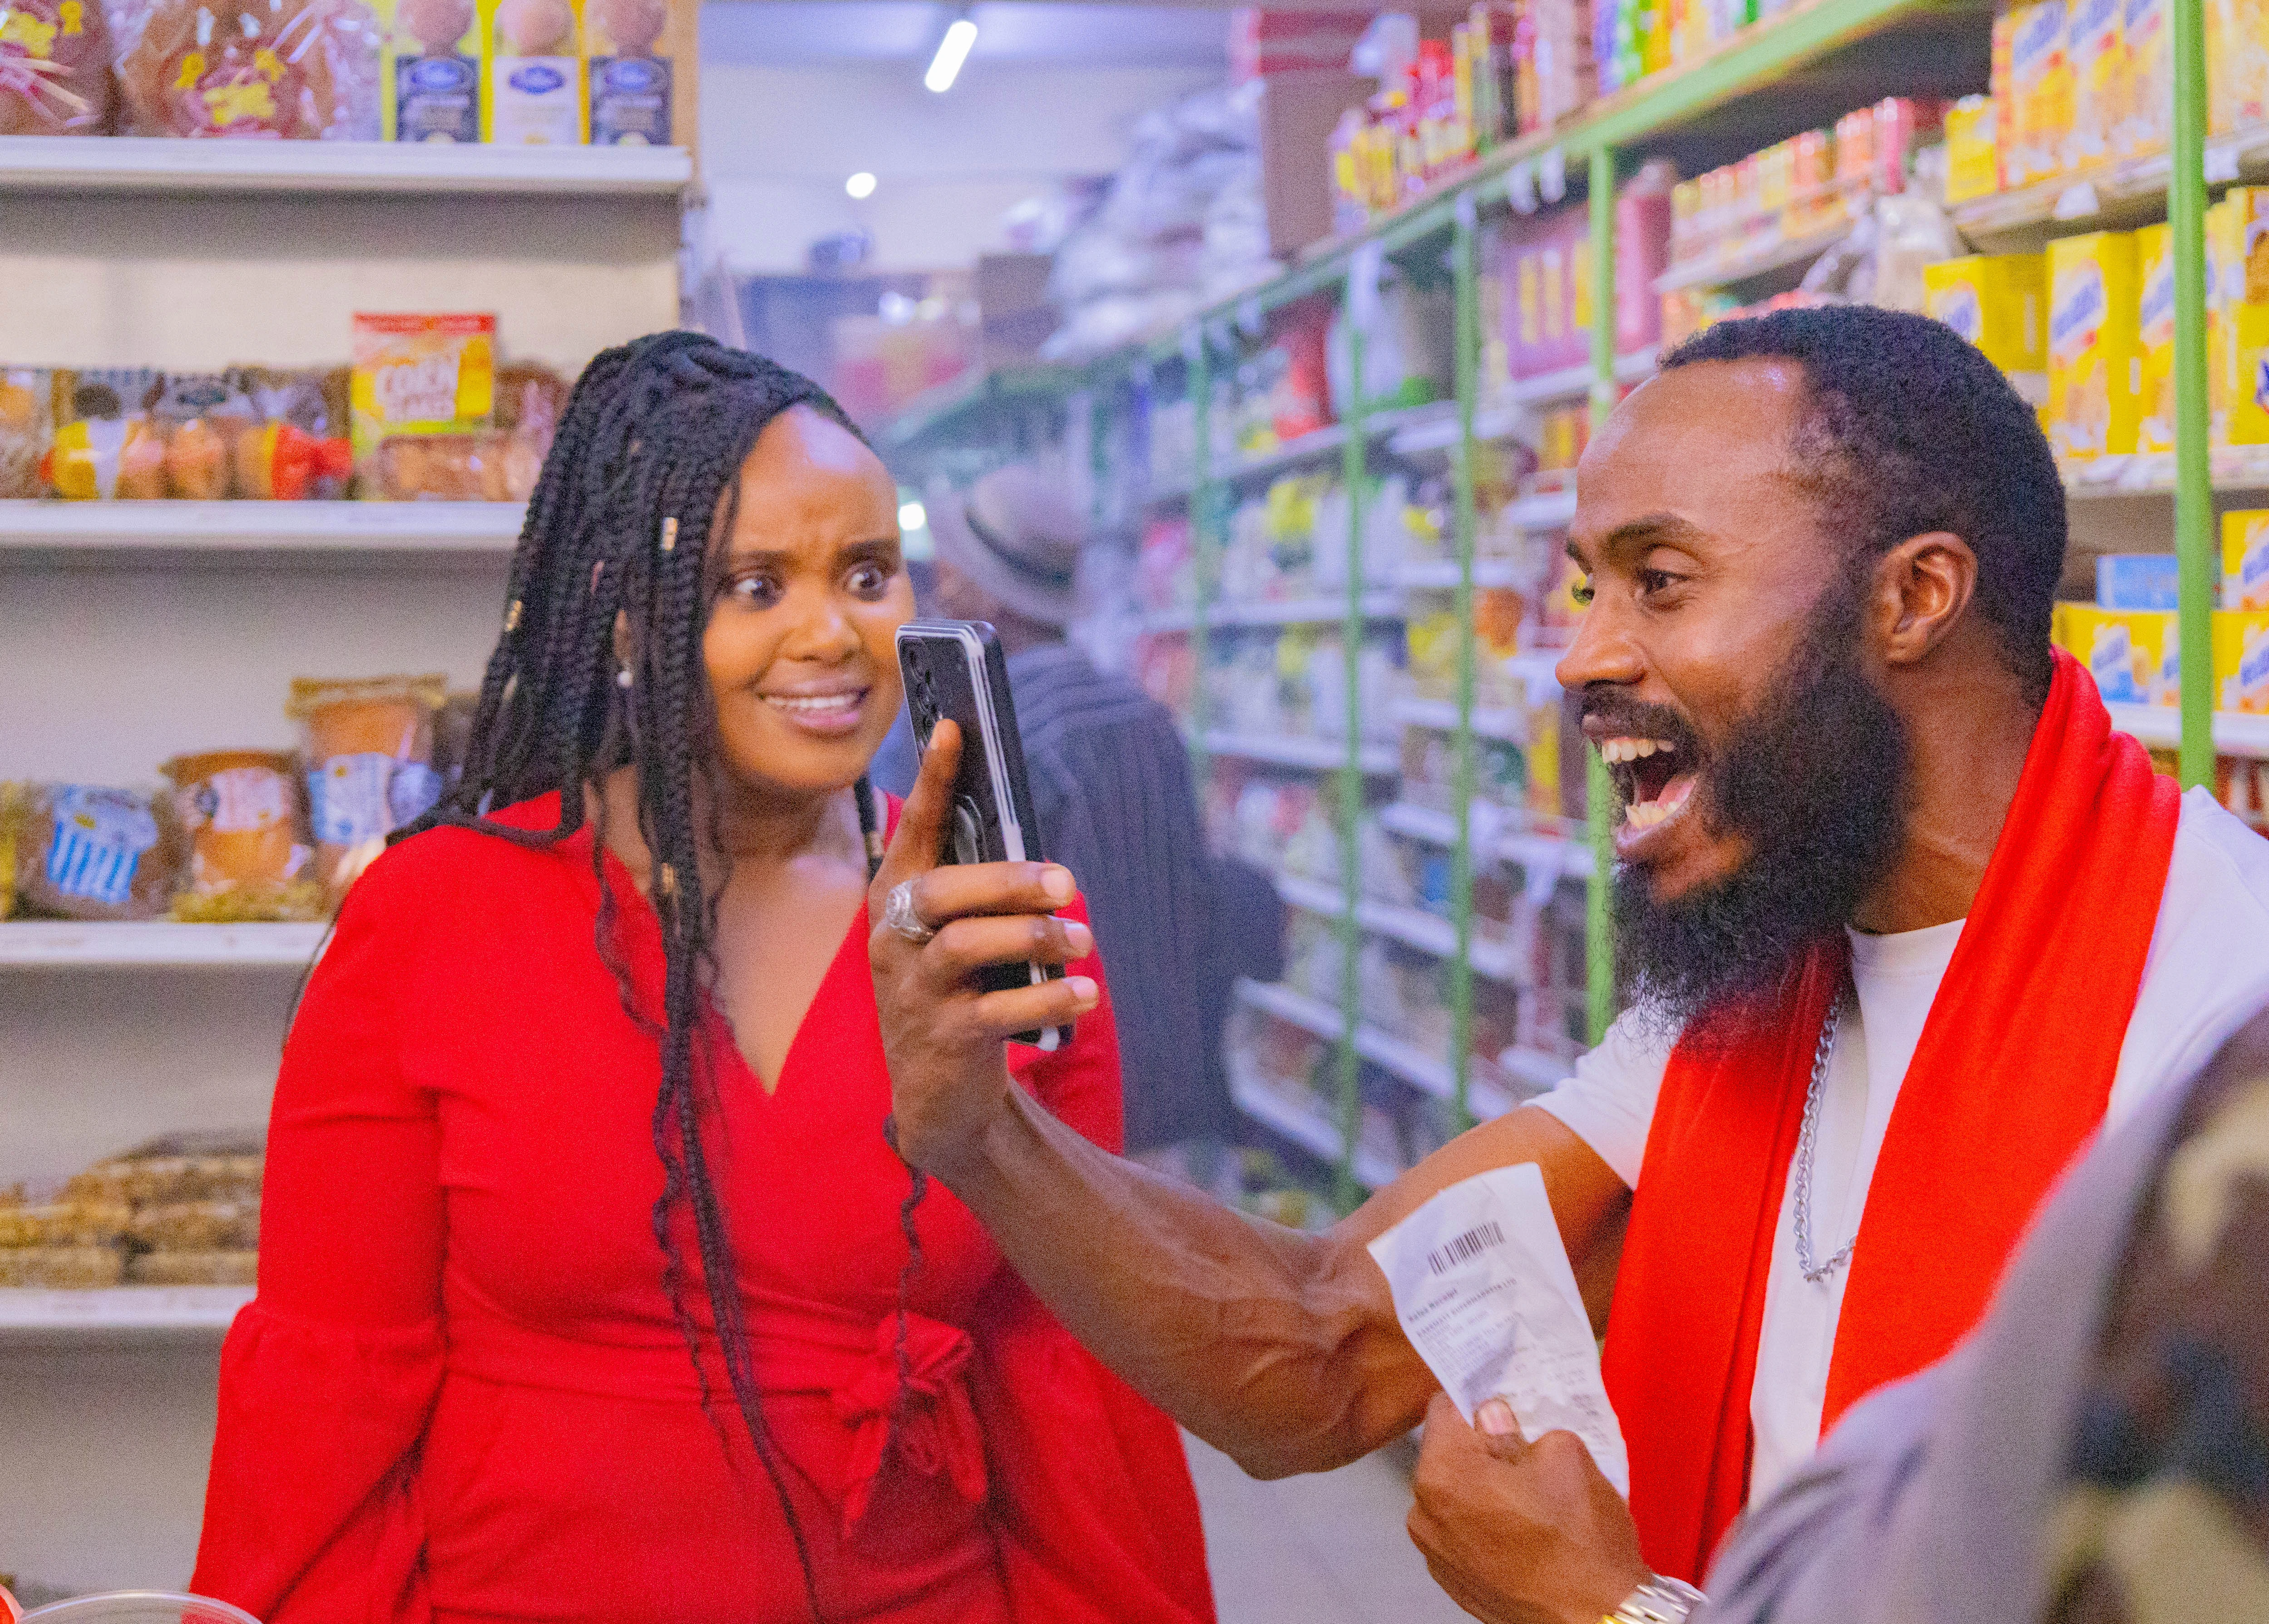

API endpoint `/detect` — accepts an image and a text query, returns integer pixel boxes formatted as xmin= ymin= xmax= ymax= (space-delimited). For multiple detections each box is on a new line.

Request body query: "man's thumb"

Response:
xmin=1475 ymin=1397 xmax=1529 ymax=1457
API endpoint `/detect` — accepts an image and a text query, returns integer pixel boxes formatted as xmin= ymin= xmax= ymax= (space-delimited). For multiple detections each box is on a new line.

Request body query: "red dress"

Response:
xmin=191 ymin=796 xmax=1217 ymax=1624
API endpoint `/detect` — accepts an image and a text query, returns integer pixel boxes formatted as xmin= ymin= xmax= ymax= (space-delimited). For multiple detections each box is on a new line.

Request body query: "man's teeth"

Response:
xmin=765 ymin=694 xmax=860 ymax=713
xmin=1600 ymin=737 xmax=1677 ymax=764
xmin=1625 ymin=799 xmax=1680 ymax=829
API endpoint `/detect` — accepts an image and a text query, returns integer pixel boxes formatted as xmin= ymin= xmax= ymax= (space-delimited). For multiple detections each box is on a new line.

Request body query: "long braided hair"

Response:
xmin=400 ymin=331 xmax=895 ymax=1620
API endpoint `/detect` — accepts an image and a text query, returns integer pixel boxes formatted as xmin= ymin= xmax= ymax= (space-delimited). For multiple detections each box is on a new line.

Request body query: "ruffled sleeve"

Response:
xmin=191 ymin=844 xmax=452 ymax=1624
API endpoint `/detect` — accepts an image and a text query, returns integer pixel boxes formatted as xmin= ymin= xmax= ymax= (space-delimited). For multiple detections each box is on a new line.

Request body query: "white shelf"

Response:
xmin=1510 ymin=351 xmax=1658 ymax=407
xmin=1376 ymin=800 xmax=1598 ymax=879
xmin=0 ymin=921 xmax=325 ymax=969
xmin=1388 ymin=401 xmax=1526 ymax=456
xmin=1392 ymin=696 xmax=1529 ymax=742
xmin=0 ymin=136 xmax=692 ymax=197
xmin=1201 ymin=732 xmax=1400 ymax=773
xmin=1144 ymin=591 xmax=1402 ymax=633
xmin=1951 ymin=123 xmax=2269 ymax=242
xmin=1235 ymin=977 xmax=1348 ymax=1042
xmin=1273 ymin=873 xmax=1529 ymax=986
xmin=1655 ymin=218 xmax=1856 ymax=294
xmin=0 ymin=1286 xmax=252 ymax=1343
xmin=0 ymin=500 xmax=523 ymax=558
xmin=1234 ymin=981 xmax=1521 ymax=1119
xmin=1228 ymin=1073 xmax=1398 ymax=1190
xmin=1506 ymin=490 xmax=1579 ymax=531
xmin=1393 ymin=558 xmax=1530 ymax=590
xmin=1274 ymin=870 xmax=1352 ymax=920
xmin=2061 ymin=448 xmax=2269 ymax=498
xmin=2106 ymin=704 xmax=2269 ymax=759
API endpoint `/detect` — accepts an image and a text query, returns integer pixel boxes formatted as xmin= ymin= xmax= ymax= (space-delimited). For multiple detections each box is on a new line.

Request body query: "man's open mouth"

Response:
xmin=1600 ymin=735 xmax=1701 ymax=836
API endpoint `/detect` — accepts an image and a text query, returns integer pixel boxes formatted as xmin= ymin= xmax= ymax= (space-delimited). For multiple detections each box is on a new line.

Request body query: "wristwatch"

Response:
xmin=1604 ymin=1574 xmax=1706 ymax=1624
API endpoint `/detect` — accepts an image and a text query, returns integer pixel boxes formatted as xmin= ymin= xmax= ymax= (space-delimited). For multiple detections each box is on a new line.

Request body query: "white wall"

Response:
xmin=697 ymin=59 xmax=1220 ymax=271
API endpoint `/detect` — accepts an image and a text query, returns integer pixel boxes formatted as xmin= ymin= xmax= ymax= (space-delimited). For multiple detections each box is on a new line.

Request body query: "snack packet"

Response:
xmin=14 ymin=783 xmax=186 ymax=921
xmin=1366 ymin=1163 xmax=1631 ymax=1495
xmin=108 ymin=0 xmax=381 ymax=138
xmin=583 ymin=0 xmax=664 ymax=144
xmin=0 ymin=368 xmax=55 ymax=499
xmin=378 ymin=0 xmax=480 ymax=140
xmin=151 ymin=372 xmax=257 ymax=499
xmin=0 ymin=781 xmax=21 ymax=919
xmin=287 ymin=674 xmax=446 ymax=902
xmin=162 ymin=749 xmax=325 ymax=922
xmin=0 ymin=0 xmax=114 ymax=133
xmin=350 ymin=313 xmax=496 ymax=469
xmin=43 ymin=371 xmax=165 ymax=499
xmin=485 ymin=0 xmax=582 ymax=143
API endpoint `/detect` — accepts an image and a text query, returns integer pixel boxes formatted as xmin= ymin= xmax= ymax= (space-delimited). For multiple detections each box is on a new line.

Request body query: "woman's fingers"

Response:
xmin=961 ymin=978 xmax=1102 ymax=1044
xmin=923 ymin=914 xmax=1093 ymax=985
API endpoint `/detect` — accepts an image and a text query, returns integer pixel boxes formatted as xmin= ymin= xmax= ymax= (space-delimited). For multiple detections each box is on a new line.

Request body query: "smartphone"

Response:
xmin=895 ymin=618 xmax=1070 ymax=1052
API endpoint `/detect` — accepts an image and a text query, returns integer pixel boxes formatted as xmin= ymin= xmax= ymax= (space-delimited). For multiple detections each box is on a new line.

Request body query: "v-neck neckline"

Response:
xmin=704 ymin=903 xmax=869 ymax=1101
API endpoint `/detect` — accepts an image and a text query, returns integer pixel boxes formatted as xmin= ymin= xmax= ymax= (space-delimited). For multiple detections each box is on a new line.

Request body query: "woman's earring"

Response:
xmin=617 ymin=664 xmax=633 ymax=690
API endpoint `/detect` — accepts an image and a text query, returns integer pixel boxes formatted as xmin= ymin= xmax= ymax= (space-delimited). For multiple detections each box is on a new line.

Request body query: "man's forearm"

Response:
xmin=935 ymin=1086 xmax=1432 ymax=1477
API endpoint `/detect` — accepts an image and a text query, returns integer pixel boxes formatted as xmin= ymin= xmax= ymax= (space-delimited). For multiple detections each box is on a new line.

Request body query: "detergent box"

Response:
xmin=1926 ymin=253 xmax=2047 ymax=403
xmin=2136 ymin=223 xmax=2177 ymax=452
xmin=2048 ymin=230 xmax=2141 ymax=460
xmin=2217 ymin=609 xmax=2269 ymax=712
xmin=2098 ymin=552 xmax=2180 ymax=609
xmin=2061 ymin=603 xmax=2178 ymax=704
xmin=2225 ymin=510 xmax=2269 ymax=609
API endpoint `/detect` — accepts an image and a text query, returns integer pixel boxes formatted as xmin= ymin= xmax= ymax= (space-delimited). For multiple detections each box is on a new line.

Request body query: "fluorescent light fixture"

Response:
xmin=924 ymin=14 xmax=977 ymax=94
xmin=845 ymin=171 xmax=877 ymax=200
xmin=898 ymin=500 xmax=927 ymax=532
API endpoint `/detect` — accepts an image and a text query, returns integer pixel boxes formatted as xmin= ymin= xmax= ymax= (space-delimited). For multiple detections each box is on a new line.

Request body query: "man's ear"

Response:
xmin=1872 ymin=530 xmax=1977 ymax=670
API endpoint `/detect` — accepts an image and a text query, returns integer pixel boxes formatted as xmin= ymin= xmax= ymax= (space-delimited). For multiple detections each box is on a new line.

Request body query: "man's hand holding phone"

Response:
xmin=868 ymin=720 xmax=1102 ymax=1176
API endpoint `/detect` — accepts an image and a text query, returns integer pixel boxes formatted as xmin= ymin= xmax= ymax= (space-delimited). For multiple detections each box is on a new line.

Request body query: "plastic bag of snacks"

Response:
xmin=0 ymin=0 xmax=117 ymax=134
xmin=287 ymin=674 xmax=445 ymax=903
xmin=108 ymin=0 xmax=381 ymax=138
xmin=0 ymin=369 xmax=56 ymax=499
xmin=150 ymin=372 xmax=257 ymax=500
xmin=162 ymin=749 xmax=326 ymax=922
xmin=42 ymin=371 xmax=166 ymax=499
xmin=0 ymin=781 xmax=21 ymax=919
xmin=238 ymin=365 xmax=353 ymax=498
xmin=12 ymin=783 xmax=187 ymax=922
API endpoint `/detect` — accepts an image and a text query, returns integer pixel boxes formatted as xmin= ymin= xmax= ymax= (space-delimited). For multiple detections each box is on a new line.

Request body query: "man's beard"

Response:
xmin=1600 ymin=581 xmax=1910 ymax=1036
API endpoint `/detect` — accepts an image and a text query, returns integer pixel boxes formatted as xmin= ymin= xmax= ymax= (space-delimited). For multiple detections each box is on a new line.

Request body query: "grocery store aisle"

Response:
xmin=1183 ymin=1433 xmax=1472 ymax=1624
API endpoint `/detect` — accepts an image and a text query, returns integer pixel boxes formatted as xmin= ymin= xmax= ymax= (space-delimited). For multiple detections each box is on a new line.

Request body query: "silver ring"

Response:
xmin=882 ymin=879 xmax=937 ymax=945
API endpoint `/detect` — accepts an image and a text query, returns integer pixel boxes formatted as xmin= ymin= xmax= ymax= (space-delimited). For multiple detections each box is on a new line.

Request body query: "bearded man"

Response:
xmin=865 ymin=306 xmax=2269 ymax=1624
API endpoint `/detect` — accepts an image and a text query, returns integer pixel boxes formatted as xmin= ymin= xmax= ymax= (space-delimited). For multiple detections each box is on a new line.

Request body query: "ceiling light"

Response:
xmin=845 ymin=171 xmax=876 ymax=200
xmin=899 ymin=500 xmax=928 ymax=532
xmin=924 ymin=14 xmax=977 ymax=94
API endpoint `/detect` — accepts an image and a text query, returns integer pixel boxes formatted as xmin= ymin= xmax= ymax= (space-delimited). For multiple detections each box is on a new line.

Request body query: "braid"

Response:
xmin=394 ymin=331 xmax=889 ymax=1624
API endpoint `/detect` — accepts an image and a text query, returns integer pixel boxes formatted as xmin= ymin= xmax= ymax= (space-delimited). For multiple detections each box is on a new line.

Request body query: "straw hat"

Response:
xmin=926 ymin=464 xmax=1084 ymax=628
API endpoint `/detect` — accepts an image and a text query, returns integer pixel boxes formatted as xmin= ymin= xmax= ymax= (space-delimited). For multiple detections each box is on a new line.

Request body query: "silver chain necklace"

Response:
xmin=1792 ymin=997 xmax=1857 ymax=1285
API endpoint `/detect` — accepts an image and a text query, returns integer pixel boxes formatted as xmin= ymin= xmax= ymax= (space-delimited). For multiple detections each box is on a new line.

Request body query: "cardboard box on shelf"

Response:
xmin=2118 ymin=0 xmax=2167 ymax=160
xmin=1926 ymin=253 xmax=2047 ymax=405
xmin=1944 ymin=94 xmax=2001 ymax=203
xmin=2048 ymin=230 xmax=2141 ymax=461
xmin=1259 ymin=70 xmax=1376 ymax=257
xmin=2065 ymin=0 xmax=2121 ymax=174
xmin=2059 ymin=603 xmax=2178 ymax=704
xmin=2008 ymin=0 xmax=2073 ymax=187
xmin=2217 ymin=609 xmax=2269 ymax=712
xmin=2099 ymin=552 xmax=2180 ymax=609
xmin=2137 ymin=223 xmax=2177 ymax=453
xmin=2225 ymin=510 xmax=2269 ymax=609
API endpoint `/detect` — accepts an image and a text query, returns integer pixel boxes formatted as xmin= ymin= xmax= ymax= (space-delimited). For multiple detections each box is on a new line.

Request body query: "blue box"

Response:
xmin=2097 ymin=553 xmax=2181 ymax=611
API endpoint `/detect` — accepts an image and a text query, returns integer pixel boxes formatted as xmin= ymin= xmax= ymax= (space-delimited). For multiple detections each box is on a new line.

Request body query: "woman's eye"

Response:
xmin=846 ymin=562 xmax=895 ymax=599
xmin=727 ymin=574 xmax=782 ymax=608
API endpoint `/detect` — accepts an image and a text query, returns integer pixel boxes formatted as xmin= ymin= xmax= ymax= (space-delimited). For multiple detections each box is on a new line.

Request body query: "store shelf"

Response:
xmin=0 ymin=500 xmax=524 ymax=559
xmin=1497 ymin=1045 xmax=1579 ymax=1095
xmin=1236 ymin=977 xmax=1348 ymax=1042
xmin=2061 ymin=449 xmax=2269 ymax=499
xmin=1150 ymin=401 xmax=1468 ymax=504
xmin=1951 ymin=123 xmax=2269 ymax=244
xmin=1201 ymin=732 xmax=1400 ymax=773
xmin=1142 ymin=591 xmax=1403 ymax=633
xmin=1234 ymin=980 xmax=1524 ymax=1120
xmin=1510 ymin=351 xmax=1658 ymax=408
xmin=0 ymin=137 xmax=692 ymax=197
xmin=2107 ymin=704 xmax=2269 ymax=759
xmin=1393 ymin=558 xmax=1532 ymax=590
xmin=1391 ymin=696 xmax=1529 ymax=742
xmin=1655 ymin=217 xmax=1857 ymax=294
xmin=1376 ymin=800 xmax=1599 ymax=879
xmin=1388 ymin=400 xmax=1527 ymax=456
xmin=1273 ymin=874 xmax=1529 ymax=986
xmin=0 ymin=1286 xmax=252 ymax=1344
xmin=0 ymin=922 xmax=326 ymax=969
xmin=1230 ymin=1075 xmax=1399 ymax=1190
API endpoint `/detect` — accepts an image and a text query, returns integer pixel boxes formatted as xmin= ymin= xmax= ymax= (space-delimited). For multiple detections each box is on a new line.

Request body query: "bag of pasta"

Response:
xmin=109 ymin=0 xmax=380 ymax=138
xmin=0 ymin=0 xmax=116 ymax=134
xmin=163 ymin=749 xmax=325 ymax=922
xmin=14 ymin=783 xmax=186 ymax=922
xmin=288 ymin=674 xmax=445 ymax=905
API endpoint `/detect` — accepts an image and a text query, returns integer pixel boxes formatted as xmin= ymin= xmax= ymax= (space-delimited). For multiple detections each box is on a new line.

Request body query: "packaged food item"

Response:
xmin=350 ymin=312 xmax=496 ymax=468
xmin=379 ymin=0 xmax=480 ymax=139
xmin=2208 ymin=0 xmax=2269 ymax=134
xmin=2065 ymin=0 xmax=2120 ymax=174
xmin=127 ymin=1249 xmax=258 ymax=1285
xmin=0 ymin=1201 xmax=131 ymax=1247
xmin=108 ymin=0 xmax=381 ymax=138
xmin=13 ymin=784 xmax=185 ymax=921
xmin=162 ymin=750 xmax=324 ymax=923
xmin=149 ymin=372 xmax=256 ymax=500
xmin=2047 ymin=230 xmax=2141 ymax=461
xmin=126 ymin=1199 xmax=257 ymax=1251
xmin=2118 ymin=0 xmax=2166 ymax=159
xmin=2217 ymin=609 xmax=2269 ymax=712
xmin=484 ymin=0 xmax=582 ymax=143
xmin=2135 ymin=223 xmax=2177 ymax=453
xmin=2060 ymin=603 xmax=2176 ymax=704
xmin=67 ymin=1140 xmax=262 ymax=1206
xmin=494 ymin=358 xmax=567 ymax=489
xmin=1924 ymin=253 xmax=2047 ymax=404
xmin=288 ymin=674 xmax=446 ymax=901
xmin=0 ymin=368 xmax=54 ymax=499
xmin=2225 ymin=510 xmax=2269 ymax=609
xmin=0 ymin=0 xmax=115 ymax=133
xmin=2007 ymin=0 xmax=2071 ymax=188
xmin=1943 ymin=94 xmax=2001 ymax=203
xmin=40 ymin=371 xmax=164 ymax=499
xmin=2097 ymin=552 xmax=2179 ymax=608
xmin=2214 ymin=189 xmax=2269 ymax=447
xmin=0 ymin=1247 xmax=126 ymax=1288
xmin=0 ymin=781 xmax=21 ymax=920
xmin=234 ymin=420 xmax=354 ymax=499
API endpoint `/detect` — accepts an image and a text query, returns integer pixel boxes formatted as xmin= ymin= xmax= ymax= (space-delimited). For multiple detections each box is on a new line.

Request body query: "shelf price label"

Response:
xmin=1507 ymin=159 xmax=1540 ymax=215
xmin=1539 ymin=147 xmax=1568 ymax=205
xmin=2053 ymin=180 xmax=2101 ymax=221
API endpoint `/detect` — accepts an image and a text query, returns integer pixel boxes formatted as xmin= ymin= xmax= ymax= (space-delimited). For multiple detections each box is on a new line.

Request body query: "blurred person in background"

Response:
xmin=190 ymin=335 xmax=1214 ymax=1624
xmin=871 ymin=464 xmax=1273 ymax=1177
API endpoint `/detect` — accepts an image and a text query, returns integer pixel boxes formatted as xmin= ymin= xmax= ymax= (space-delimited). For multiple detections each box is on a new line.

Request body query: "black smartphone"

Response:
xmin=895 ymin=618 xmax=1070 ymax=1052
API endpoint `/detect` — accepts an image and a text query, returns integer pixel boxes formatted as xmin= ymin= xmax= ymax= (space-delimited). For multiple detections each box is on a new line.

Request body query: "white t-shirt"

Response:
xmin=1532 ymin=788 xmax=2269 ymax=1506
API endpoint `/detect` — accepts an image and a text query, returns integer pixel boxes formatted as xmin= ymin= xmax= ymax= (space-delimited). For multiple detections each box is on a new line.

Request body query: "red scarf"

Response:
xmin=1599 ymin=650 xmax=2181 ymax=1582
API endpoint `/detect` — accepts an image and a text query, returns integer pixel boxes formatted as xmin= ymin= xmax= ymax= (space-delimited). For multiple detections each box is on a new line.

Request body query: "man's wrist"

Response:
xmin=1604 ymin=1574 xmax=1705 ymax=1624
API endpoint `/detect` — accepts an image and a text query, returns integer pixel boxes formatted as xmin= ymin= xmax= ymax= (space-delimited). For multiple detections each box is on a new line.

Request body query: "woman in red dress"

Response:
xmin=191 ymin=334 xmax=1216 ymax=1624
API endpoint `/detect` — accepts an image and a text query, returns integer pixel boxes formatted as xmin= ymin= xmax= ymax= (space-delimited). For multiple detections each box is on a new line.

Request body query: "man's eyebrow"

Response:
xmin=1593 ymin=513 xmax=1704 ymax=562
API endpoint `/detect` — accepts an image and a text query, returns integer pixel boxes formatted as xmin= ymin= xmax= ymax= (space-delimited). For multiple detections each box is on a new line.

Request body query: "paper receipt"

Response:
xmin=1366 ymin=1162 xmax=1630 ymax=1495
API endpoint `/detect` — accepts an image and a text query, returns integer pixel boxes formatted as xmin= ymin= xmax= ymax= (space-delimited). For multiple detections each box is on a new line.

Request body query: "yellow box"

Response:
xmin=2066 ymin=0 xmax=2122 ymax=173
xmin=1945 ymin=95 xmax=2002 ymax=203
xmin=2225 ymin=511 xmax=2269 ymax=609
xmin=2009 ymin=0 xmax=2073 ymax=187
xmin=2118 ymin=0 xmax=2167 ymax=159
xmin=1926 ymin=253 xmax=2048 ymax=403
xmin=2218 ymin=190 xmax=2269 ymax=446
xmin=2049 ymin=231 xmax=2142 ymax=460
xmin=2207 ymin=0 xmax=2269 ymax=135
xmin=377 ymin=0 xmax=485 ymax=143
xmin=482 ymin=0 xmax=588 ymax=145
xmin=2136 ymin=224 xmax=2177 ymax=452
xmin=2217 ymin=609 xmax=2269 ymax=712
xmin=2061 ymin=603 xmax=2179 ymax=704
